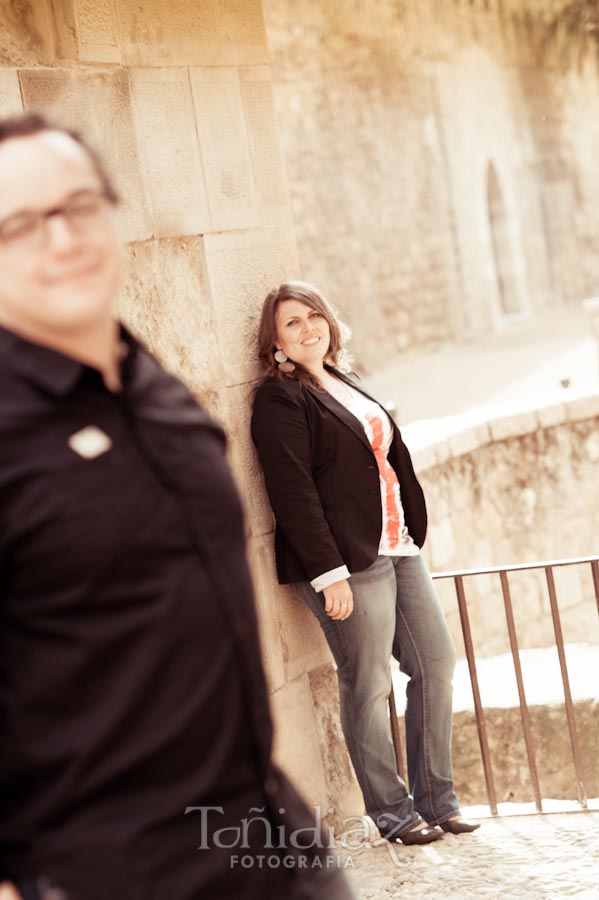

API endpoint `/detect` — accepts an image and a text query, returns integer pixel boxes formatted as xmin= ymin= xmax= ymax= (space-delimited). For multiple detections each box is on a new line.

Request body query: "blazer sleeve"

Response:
xmin=251 ymin=381 xmax=345 ymax=581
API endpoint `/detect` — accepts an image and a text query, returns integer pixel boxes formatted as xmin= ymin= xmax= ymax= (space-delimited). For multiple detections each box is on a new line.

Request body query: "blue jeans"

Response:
xmin=293 ymin=554 xmax=459 ymax=838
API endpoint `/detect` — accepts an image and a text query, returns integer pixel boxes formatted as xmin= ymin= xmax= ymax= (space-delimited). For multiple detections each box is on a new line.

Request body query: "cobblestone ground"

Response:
xmin=335 ymin=812 xmax=599 ymax=899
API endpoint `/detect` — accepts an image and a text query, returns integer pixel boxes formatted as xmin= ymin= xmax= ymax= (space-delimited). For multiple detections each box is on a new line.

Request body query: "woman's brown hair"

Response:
xmin=257 ymin=281 xmax=351 ymax=389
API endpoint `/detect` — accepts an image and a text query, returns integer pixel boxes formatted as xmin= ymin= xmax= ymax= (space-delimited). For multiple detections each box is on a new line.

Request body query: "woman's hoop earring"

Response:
xmin=274 ymin=348 xmax=296 ymax=373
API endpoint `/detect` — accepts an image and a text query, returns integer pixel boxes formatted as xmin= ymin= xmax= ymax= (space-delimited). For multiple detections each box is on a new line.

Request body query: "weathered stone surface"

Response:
xmin=72 ymin=0 xmax=121 ymax=63
xmin=245 ymin=532 xmax=330 ymax=690
xmin=50 ymin=0 xmax=79 ymax=60
xmin=263 ymin=31 xmax=462 ymax=370
xmin=240 ymin=66 xmax=291 ymax=228
xmin=129 ymin=68 xmax=211 ymax=238
xmin=202 ymin=227 xmax=299 ymax=386
xmin=245 ymin=534 xmax=287 ymax=693
xmin=117 ymin=0 xmax=269 ymax=67
xmin=222 ymin=381 xmax=340 ymax=700
xmin=410 ymin=444 xmax=439 ymax=474
xmin=270 ymin=676 xmax=330 ymax=810
xmin=448 ymin=424 xmax=491 ymax=459
xmin=263 ymin=0 xmax=599 ymax=372
xmin=309 ymin=663 xmax=364 ymax=825
xmin=279 ymin=583 xmax=330 ymax=683
xmin=222 ymin=382 xmax=276 ymax=540
xmin=0 ymin=68 xmax=22 ymax=117
xmin=189 ymin=68 xmax=258 ymax=233
xmin=536 ymin=400 xmax=567 ymax=429
xmin=452 ymin=699 xmax=599 ymax=806
xmin=51 ymin=0 xmax=120 ymax=62
xmin=19 ymin=68 xmax=150 ymax=242
xmin=418 ymin=410 xmax=599 ymax=657
xmin=434 ymin=49 xmax=540 ymax=330
xmin=0 ymin=0 xmax=55 ymax=65
xmin=489 ymin=410 xmax=539 ymax=441
xmin=118 ymin=237 xmax=223 ymax=415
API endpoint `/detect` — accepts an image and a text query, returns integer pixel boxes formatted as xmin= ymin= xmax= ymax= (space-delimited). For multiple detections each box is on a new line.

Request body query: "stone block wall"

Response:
xmin=0 ymin=0 xmax=336 ymax=811
xmin=263 ymin=0 xmax=599 ymax=369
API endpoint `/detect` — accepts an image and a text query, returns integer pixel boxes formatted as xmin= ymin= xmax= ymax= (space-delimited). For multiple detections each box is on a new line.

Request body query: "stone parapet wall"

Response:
xmin=413 ymin=389 xmax=599 ymax=657
xmin=445 ymin=699 xmax=597 ymax=807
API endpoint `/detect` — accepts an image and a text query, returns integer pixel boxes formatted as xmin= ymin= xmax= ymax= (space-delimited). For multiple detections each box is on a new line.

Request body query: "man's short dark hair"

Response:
xmin=0 ymin=112 xmax=119 ymax=203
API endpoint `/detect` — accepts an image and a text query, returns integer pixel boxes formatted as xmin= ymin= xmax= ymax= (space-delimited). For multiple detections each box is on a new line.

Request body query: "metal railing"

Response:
xmin=389 ymin=555 xmax=599 ymax=815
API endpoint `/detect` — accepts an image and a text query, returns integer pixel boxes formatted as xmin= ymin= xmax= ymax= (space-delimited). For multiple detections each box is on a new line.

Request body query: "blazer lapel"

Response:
xmin=329 ymin=367 xmax=382 ymax=405
xmin=306 ymin=370 xmax=375 ymax=455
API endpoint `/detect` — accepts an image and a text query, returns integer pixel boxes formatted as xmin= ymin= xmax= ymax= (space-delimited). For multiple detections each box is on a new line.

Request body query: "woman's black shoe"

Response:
xmin=440 ymin=818 xmax=481 ymax=834
xmin=383 ymin=825 xmax=445 ymax=845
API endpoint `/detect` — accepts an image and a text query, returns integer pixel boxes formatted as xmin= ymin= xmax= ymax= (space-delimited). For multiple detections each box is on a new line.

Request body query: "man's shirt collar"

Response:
xmin=0 ymin=323 xmax=138 ymax=397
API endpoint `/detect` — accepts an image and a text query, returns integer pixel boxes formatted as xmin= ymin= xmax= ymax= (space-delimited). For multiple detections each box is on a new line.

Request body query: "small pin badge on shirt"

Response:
xmin=68 ymin=426 xmax=113 ymax=460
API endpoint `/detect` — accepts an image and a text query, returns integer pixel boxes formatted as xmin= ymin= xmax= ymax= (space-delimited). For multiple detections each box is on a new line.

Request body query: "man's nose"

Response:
xmin=45 ymin=213 xmax=81 ymax=251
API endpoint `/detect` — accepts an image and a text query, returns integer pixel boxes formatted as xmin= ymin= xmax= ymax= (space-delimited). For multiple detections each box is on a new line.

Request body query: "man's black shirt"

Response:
xmin=0 ymin=325 xmax=349 ymax=900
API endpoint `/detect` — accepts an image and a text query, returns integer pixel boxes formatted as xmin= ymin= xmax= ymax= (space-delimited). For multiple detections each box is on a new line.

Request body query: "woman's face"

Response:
xmin=274 ymin=299 xmax=331 ymax=370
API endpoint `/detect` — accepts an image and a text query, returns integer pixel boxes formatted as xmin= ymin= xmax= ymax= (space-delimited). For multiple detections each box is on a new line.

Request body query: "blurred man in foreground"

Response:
xmin=0 ymin=114 xmax=355 ymax=900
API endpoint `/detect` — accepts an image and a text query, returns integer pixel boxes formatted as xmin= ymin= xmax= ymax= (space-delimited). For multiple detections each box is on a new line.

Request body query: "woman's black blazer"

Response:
xmin=251 ymin=367 xmax=427 ymax=584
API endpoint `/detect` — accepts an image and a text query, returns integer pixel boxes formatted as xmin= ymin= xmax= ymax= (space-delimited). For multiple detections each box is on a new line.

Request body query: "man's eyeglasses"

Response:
xmin=0 ymin=189 xmax=115 ymax=250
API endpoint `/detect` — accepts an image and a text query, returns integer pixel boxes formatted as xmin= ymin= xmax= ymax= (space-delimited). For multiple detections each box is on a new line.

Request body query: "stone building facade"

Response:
xmin=264 ymin=0 xmax=599 ymax=369
xmin=1 ymin=0 xmax=597 ymax=820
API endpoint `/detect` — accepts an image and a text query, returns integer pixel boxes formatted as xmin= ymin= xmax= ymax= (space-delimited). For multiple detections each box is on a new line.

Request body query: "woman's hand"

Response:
xmin=0 ymin=884 xmax=22 ymax=900
xmin=323 ymin=580 xmax=354 ymax=620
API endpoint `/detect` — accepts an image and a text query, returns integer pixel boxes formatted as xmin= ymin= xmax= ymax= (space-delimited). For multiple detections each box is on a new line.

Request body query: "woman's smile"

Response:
xmin=274 ymin=298 xmax=331 ymax=371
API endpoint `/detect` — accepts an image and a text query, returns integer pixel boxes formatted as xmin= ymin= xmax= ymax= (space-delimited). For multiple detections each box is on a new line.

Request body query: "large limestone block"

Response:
xmin=226 ymin=438 xmax=330 ymax=678
xmin=189 ymin=68 xmax=258 ymax=232
xmin=118 ymin=236 xmax=223 ymax=418
xmin=50 ymin=0 xmax=78 ymax=59
xmin=74 ymin=0 xmax=120 ymax=62
xmin=117 ymin=0 xmax=268 ymax=67
xmin=280 ymin=582 xmax=330 ymax=684
xmin=202 ymin=227 xmax=299 ymax=387
xmin=270 ymin=675 xmax=330 ymax=812
xmin=129 ymin=69 xmax=211 ymax=238
xmin=240 ymin=66 xmax=291 ymax=228
xmin=221 ymin=382 xmax=275 ymax=539
xmin=309 ymin=663 xmax=364 ymax=823
xmin=223 ymin=387 xmax=330 ymax=676
xmin=0 ymin=0 xmax=55 ymax=65
xmin=19 ymin=68 xmax=150 ymax=242
xmin=245 ymin=534 xmax=288 ymax=693
xmin=0 ymin=69 xmax=22 ymax=117
xmin=52 ymin=0 xmax=121 ymax=63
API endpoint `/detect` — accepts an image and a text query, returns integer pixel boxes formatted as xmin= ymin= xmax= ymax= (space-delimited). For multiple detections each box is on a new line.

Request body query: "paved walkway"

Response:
xmin=337 ymin=811 xmax=599 ymax=899
xmin=365 ymin=305 xmax=599 ymax=430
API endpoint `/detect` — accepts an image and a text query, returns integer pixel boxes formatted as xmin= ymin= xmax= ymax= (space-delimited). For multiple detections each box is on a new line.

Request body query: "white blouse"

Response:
xmin=311 ymin=382 xmax=419 ymax=593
